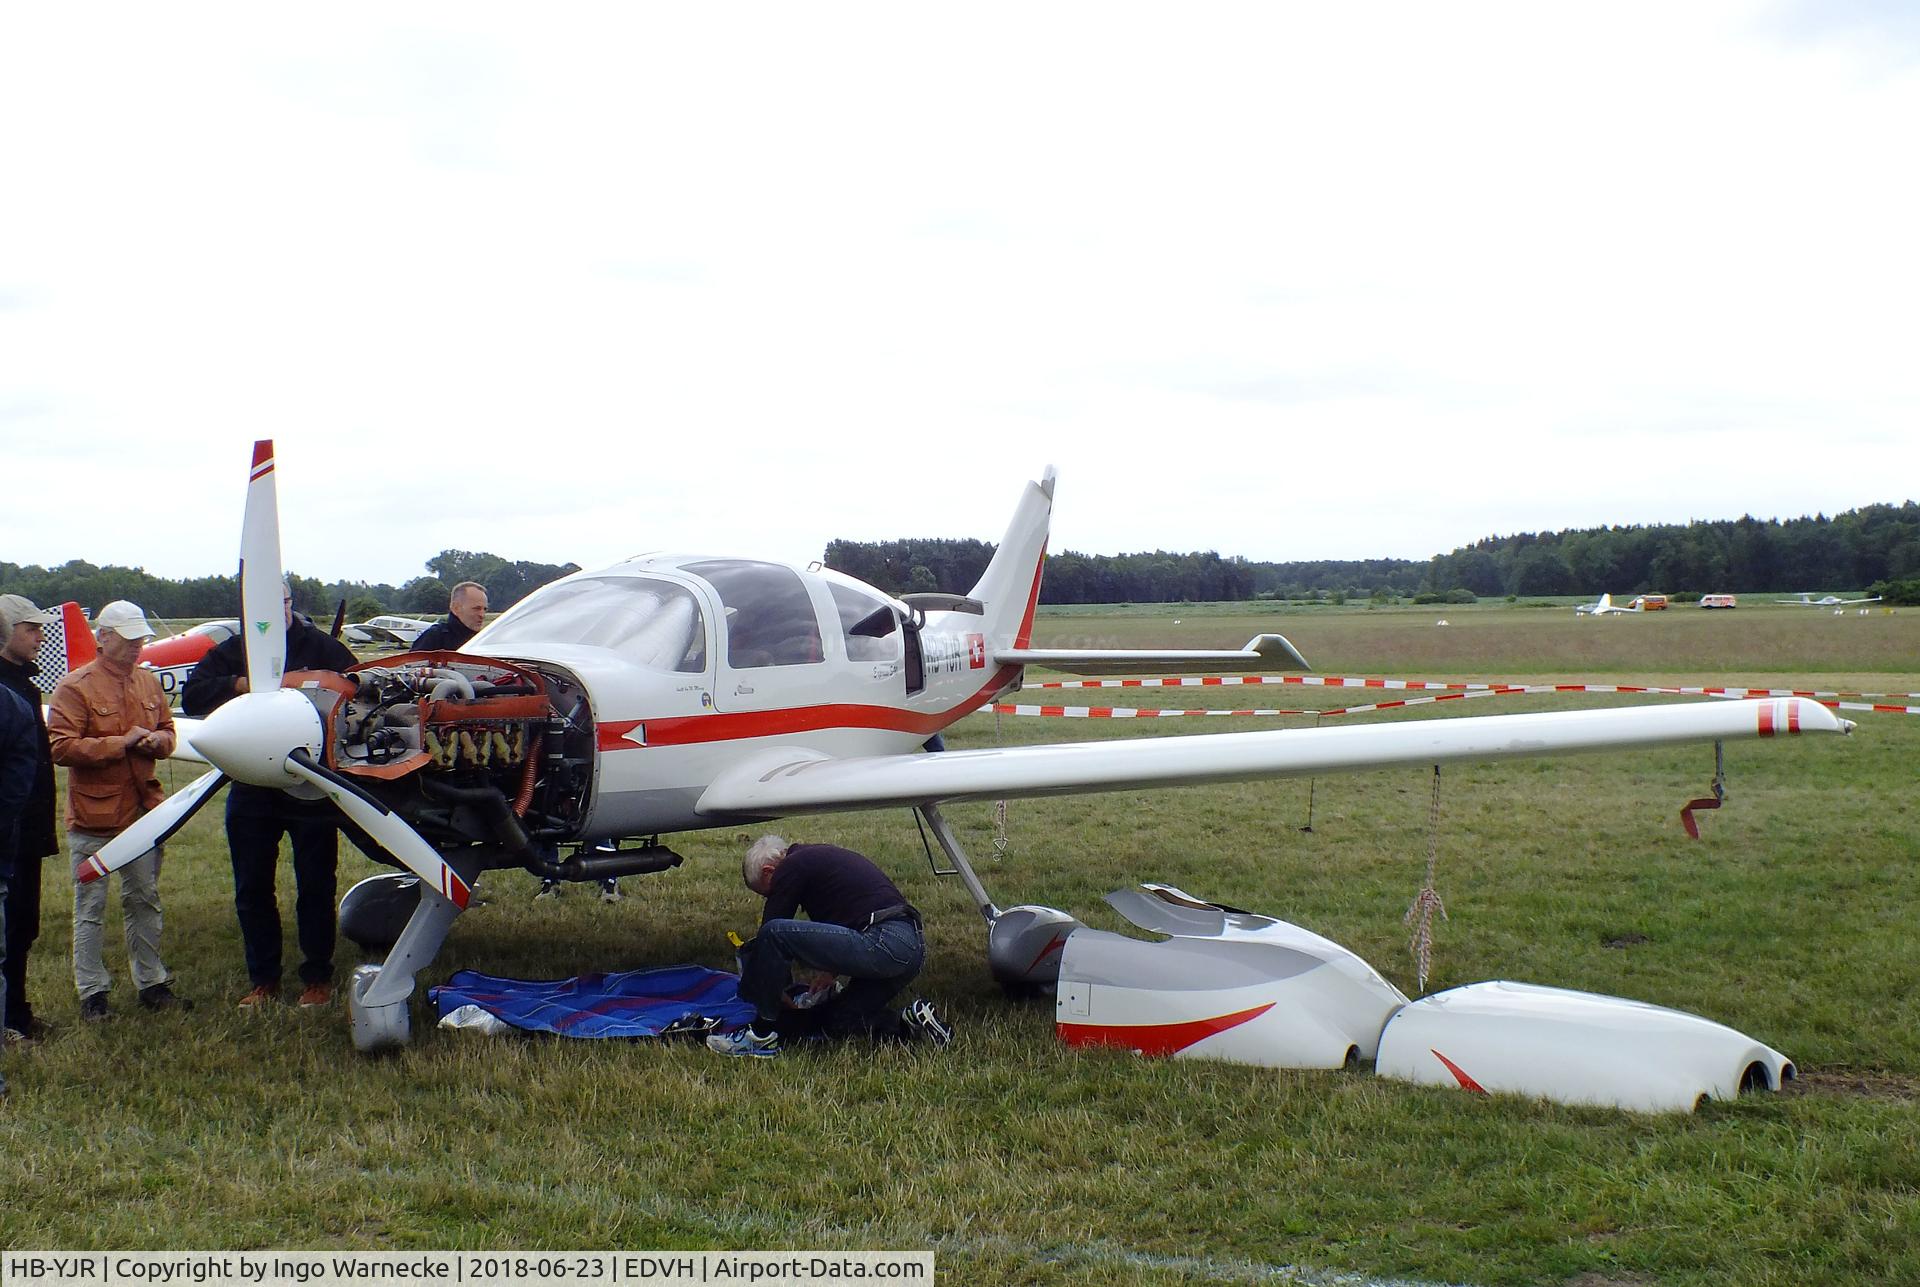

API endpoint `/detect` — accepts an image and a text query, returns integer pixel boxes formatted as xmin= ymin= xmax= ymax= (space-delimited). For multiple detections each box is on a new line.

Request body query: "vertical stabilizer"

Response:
xmin=968 ymin=467 xmax=1055 ymax=650
xmin=32 ymin=601 xmax=97 ymax=692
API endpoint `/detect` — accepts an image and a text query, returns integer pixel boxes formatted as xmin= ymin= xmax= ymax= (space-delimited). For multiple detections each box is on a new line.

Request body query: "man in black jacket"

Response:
xmin=183 ymin=584 xmax=359 ymax=1010
xmin=412 ymin=582 xmax=488 ymax=653
xmin=2 ymin=682 xmax=43 ymax=1092
xmin=0 ymin=595 xmax=59 ymax=1042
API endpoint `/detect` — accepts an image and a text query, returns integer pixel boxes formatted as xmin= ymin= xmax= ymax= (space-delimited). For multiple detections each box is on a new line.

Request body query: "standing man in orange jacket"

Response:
xmin=46 ymin=601 xmax=191 ymax=1021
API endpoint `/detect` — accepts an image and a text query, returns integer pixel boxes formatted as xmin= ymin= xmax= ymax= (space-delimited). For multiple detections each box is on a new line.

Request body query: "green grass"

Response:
xmin=3 ymin=605 xmax=1917 ymax=1284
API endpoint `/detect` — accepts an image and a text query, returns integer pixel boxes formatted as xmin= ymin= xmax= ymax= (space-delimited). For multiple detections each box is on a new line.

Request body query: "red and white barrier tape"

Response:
xmin=996 ymin=681 xmax=1920 ymax=718
xmin=1024 ymin=673 xmax=1918 ymax=703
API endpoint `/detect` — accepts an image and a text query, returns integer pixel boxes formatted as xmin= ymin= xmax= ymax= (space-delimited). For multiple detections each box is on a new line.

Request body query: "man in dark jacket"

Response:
xmin=707 ymin=834 xmax=952 ymax=1057
xmin=2 ymin=681 xmax=43 ymax=1092
xmin=0 ymin=595 xmax=60 ymax=1041
xmin=182 ymin=585 xmax=359 ymax=1010
xmin=412 ymin=581 xmax=488 ymax=653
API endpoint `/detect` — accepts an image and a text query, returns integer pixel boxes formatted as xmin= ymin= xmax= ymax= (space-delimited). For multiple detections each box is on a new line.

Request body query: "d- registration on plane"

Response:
xmin=76 ymin=443 xmax=1854 ymax=1050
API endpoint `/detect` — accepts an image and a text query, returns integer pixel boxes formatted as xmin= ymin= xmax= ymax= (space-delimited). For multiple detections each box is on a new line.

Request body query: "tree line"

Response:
xmin=827 ymin=501 xmax=1920 ymax=605
xmin=0 ymin=549 xmax=580 ymax=623
xmin=9 ymin=501 xmax=1918 ymax=619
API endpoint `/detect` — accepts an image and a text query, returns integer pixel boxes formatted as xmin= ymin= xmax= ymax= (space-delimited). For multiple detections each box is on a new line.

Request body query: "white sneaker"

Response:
xmin=706 ymin=1026 xmax=780 ymax=1058
xmin=900 ymin=999 xmax=953 ymax=1047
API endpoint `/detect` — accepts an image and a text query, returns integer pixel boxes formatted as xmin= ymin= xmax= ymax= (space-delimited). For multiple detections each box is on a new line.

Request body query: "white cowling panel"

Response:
xmin=1376 ymin=981 xmax=1794 ymax=1113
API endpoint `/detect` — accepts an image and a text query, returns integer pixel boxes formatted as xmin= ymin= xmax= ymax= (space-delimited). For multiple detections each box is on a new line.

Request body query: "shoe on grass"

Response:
xmin=535 ymin=880 xmax=561 ymax=900
xmin=297 ymin=983 xmax=335 ymax=1009
xmin=236 ymin=984 xmax=280 ymax=1011
xmin=899 ymin=998 xmax=953 ymax=1047
xmin=79 ymin=993 xmax=111 ymax=1022
xmin=706 ymin=1026 xmax=780 ymax=1058
xmin=137 ymin=983 xmax=193 ymax=1012
xmin=599 ymin=878 xmax=622 ymax=903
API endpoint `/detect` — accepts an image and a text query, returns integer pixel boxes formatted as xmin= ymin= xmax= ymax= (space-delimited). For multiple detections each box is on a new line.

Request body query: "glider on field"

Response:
xmin=74 ymin=443 xmax=1854 ymax=1051
xmin=1775 ymin=593 xmax=1883 ymax=608
xmin=1573 ymin=592 xmax=1639 ymax=616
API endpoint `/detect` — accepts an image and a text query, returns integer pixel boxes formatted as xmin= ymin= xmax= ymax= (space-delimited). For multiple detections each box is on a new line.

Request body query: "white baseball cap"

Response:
xmin=94 ymin=600 xmax=157 ymax=641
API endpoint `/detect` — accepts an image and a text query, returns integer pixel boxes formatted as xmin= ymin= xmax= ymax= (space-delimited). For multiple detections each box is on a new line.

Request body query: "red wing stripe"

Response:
xmin=1758 ymin=703 xmax=1775 ymax=737
xmin=1430 ymin=1048 xmax=1487 ymax=1093
xmin=1057 ymin=1003 xmax=1274 ymax=1057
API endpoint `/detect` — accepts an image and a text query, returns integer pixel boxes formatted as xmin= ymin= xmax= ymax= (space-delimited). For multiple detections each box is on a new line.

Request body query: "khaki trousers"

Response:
xmin=68 ymin=831 xmax=170 ymax=999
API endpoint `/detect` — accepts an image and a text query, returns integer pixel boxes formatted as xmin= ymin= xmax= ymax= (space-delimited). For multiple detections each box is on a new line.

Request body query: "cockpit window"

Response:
xmin=828 ymin=583 xmax=900 ymax=664
xmin=474 ymin=575 xmax=708 ymax=673
xmin=686 ymin=559 xmax=824 ymax=669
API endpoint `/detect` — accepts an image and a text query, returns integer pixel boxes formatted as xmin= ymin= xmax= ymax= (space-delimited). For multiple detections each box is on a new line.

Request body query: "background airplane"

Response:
xmin=72 ymin=443 xmax=1853 ymax=1051
xmin=341 ymin=614 xmax=434 ymax=646
xmin=1775 ymin=593 xmax=1882 ymax=607
xmin=1574 ymin=592 xmax=1640 ymax=616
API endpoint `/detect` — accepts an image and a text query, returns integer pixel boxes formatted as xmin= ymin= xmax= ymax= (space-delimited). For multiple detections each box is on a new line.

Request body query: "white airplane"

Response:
xmin=1774 ymin=593 xmax=1883 ymax=608
xmin=341 ymin=615 xmax=435 ymax=646
xmin=76 ymin=442 xmax=1854 ymax=1051
xmin=1573 ymin=592 xmax=1640 ymax=616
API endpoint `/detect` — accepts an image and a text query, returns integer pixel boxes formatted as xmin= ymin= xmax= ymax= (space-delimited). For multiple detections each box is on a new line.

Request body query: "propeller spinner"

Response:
xmin=76 ymin=440 xmax=472 ymax=909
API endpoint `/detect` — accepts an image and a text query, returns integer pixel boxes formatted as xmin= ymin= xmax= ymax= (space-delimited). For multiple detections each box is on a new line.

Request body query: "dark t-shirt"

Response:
xmin=762 ymin=844 xmax=910 ymax=931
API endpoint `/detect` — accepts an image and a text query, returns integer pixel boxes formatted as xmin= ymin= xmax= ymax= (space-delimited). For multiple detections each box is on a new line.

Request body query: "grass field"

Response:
xmin=3 ymin=603 xmax=1916 ymax=1284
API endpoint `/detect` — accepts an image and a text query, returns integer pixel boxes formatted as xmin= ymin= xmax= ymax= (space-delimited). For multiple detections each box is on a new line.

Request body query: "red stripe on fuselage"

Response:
xmin=1057 ymin=1003 xmax=1274 ymax=1057
xmin=1758 ymin=703 xmax=1775 ymax=737
xmin=596 ymin=664 xmax=1024 ymax=752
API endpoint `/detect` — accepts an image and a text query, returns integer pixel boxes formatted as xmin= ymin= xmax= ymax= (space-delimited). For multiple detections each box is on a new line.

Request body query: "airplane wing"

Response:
xmin=696 ymin=697 xmax=1848 ymax=820
xmin=994 ymin=632 xmax=1310 ymax=675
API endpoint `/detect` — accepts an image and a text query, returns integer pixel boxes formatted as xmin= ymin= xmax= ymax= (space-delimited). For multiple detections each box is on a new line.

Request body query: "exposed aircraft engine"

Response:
xmin=327 ymin=656 xmax=596 ymax=866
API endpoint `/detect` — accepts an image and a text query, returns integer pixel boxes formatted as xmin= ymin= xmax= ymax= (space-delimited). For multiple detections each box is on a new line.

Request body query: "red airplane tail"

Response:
xmin=31 ymin=601 xmax=97 ymax=692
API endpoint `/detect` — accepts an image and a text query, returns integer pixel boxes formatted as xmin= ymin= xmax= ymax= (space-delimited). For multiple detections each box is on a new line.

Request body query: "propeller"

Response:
xmin=240 ymin=439 xmax=287 ymax=696
xmin=74 ymin=440 xmax=473 ymax=909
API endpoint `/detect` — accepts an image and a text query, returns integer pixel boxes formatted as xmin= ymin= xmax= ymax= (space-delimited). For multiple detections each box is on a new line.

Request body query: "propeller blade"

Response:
xmin=240 ymin=439 xmax=288 ymax=697
xmin=329 ymin=598 xmax=347 ymax=640
xmin=75 ymin=769 xmax=228 ymax=883
xmin=283 ymin=751 xmax=473 ymax=909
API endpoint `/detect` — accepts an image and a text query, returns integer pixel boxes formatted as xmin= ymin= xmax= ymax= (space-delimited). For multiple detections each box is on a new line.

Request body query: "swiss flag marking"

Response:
xmin=966 ymin=634 xmax=986 ymax=668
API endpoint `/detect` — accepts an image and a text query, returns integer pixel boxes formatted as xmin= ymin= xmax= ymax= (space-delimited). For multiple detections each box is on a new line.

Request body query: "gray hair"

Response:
xmin=743 ymin=834 xmax=788 ymax=888
xmin=450 ymin=581 xmax=487 ymax=605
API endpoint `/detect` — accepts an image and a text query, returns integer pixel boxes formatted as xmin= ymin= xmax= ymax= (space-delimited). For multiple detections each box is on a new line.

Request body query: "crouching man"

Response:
xmin=708 ymin=835 xmax=951 ymax=1058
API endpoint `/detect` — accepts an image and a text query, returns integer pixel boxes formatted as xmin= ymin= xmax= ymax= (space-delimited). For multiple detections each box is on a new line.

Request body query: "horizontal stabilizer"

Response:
xmin=996 ymin=632 xmax=1309 ymax=676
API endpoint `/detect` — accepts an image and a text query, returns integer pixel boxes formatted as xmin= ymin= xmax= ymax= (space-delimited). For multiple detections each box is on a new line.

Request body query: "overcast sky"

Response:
xmin=3 ymin=2 xmax=1915 ymax=588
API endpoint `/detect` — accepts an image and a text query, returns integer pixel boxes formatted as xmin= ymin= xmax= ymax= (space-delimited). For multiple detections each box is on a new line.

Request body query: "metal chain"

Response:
xmin=1403 ymin=764 xmax=1448 ymax=993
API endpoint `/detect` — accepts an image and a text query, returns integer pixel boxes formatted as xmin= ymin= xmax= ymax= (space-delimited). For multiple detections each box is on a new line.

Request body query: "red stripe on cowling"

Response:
xmin=1057 ymin=1002 xmax=1274 ymax=1057
xmin=1430 ymin=1048 xmax=1487 ymax=1093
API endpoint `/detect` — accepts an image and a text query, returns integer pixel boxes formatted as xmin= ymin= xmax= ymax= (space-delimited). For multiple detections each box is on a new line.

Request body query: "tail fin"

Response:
xmin=32 ymin=601 xmax=96 ymax=692
xmin=1597 ymin=593 xmax=1612 ymax=611
xmin=969 ymin=467 xmax=1055 ymax=650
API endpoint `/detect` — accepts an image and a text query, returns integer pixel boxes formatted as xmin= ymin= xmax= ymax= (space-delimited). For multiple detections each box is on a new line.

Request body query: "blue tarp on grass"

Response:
xmin=429 ymin=965 xmax=756 ymax=1038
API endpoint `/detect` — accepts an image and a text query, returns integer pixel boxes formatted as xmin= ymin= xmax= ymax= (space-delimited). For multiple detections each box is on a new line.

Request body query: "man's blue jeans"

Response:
xmin=738 ymin=917 xmax=924 ymax=1039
